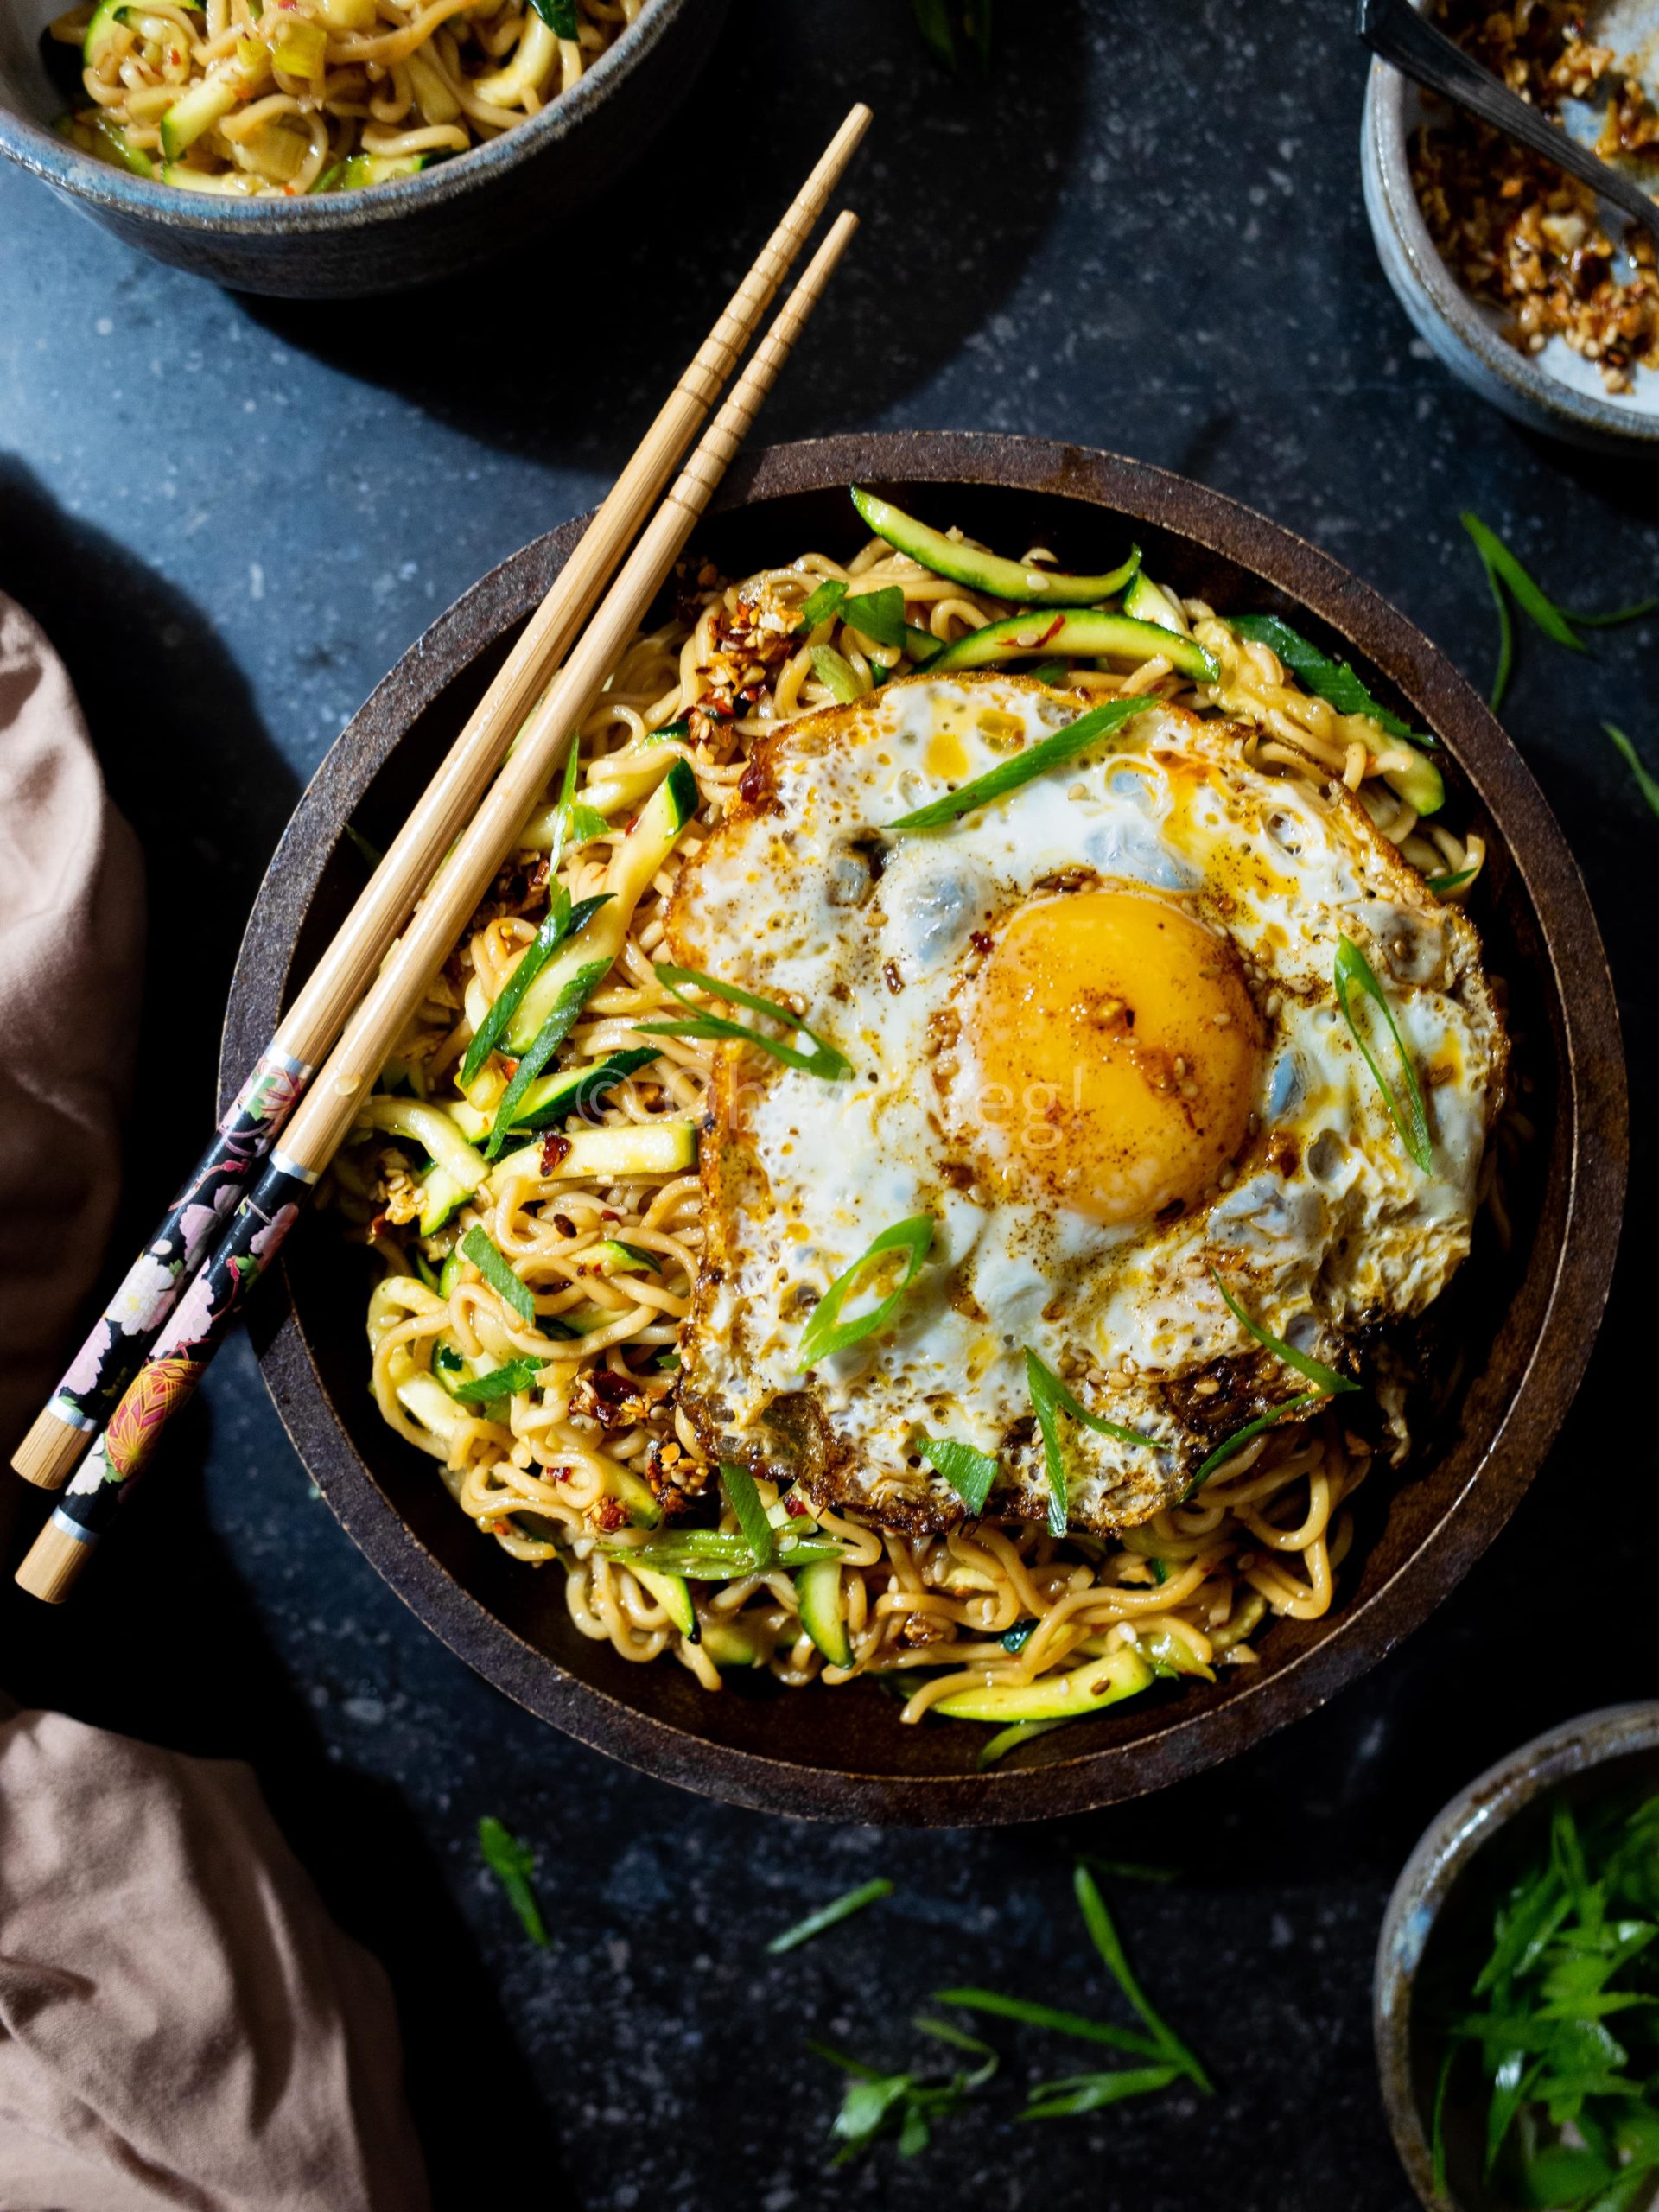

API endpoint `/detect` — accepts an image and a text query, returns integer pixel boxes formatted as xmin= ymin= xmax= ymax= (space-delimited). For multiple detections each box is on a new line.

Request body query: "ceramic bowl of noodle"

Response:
xmin=0 ymin=0 xmax=728 ymax=296
xmin=220 ymin=431 xmax=1626 ymax=1825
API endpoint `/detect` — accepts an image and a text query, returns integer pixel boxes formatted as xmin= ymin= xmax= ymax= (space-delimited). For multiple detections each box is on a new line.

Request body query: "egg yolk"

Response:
xmin=959 ymin=888 xmax=1262 ymax=1226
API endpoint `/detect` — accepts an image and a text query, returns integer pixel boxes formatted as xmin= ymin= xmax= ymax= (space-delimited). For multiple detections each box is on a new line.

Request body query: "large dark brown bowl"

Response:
xmin=221 ymin=432 xmax=1627 ymax=1825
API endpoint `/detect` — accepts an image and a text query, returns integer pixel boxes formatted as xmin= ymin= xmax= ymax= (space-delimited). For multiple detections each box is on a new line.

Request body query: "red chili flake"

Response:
xmin=540 ymin=1133 xmax=571 ymax=1174
xmin=784 ymin=1493 xmax=809 ymax=1517
xmin=369 ymin=1211 xmax=391 ymax=1239
xmin=601 ymin=1208 xmax=620 ymax=1223
xmin=969 ymin=931 xmax=994 ymax=955
xmin=501 ymin=1058 xmax=518 ymax=1077
xmin=1036 ymin=614 xmax=1065 ymax=647
xmin=623 ymin=814 xmax=639 ymax=836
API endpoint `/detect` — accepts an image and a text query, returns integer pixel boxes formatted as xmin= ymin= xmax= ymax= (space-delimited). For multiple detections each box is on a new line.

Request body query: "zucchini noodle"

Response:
xmin=330 ymin=524 xmax=1497 ymax=1745
xmin=47 ymin=0 xmax=644 ymax=196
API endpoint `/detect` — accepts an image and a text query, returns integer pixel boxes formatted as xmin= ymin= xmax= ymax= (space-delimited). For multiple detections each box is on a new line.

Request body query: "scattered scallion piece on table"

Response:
xmin=633 ymin=963 xmax=852 ymax=1080
xmin=1460 ymin=512 xmax=1653 ymax=711
xmin=794 ymin=1216 xmax=935 ymax=1370
xmin=767 ymin=1877 xmax=895 ymax=1955
xmin=477 ymin=1815 xmax=549 ymax=1948
xmin=1082 ymin=1855 xmax=1179 ymax=1885
xmin=1025 ymin=1349 xmax=1157 ymax=1539
xmin=1605 ymin=723 xmax=1659 ymax=822
xmin=1333 ymin=935 xmax=1433 ymax=1173
xmin=911 ymin=0 xmax=993 ymax=68
xmin=720 ymin=1460 xmax=774 ymax=1573
xmin=889 ymin=696 xmax=1152 ymax=831
xmin=934 ymin=1987 xmax=1165 ymax=2062
xmin=1072 ymin=1863 xmax=1212 ymax=2094
xmin=811 ymin=2018 xmax=998 ymax=2165
xmin=1209 ymin=1269 xmax=1357 ymax=1395
xmin=459 ymin=1225 xmax=537 ymax=1328
xmin=918 ymin=1433 xmax=999 ymax=1515
xmin=1229 ymin=613 xmax=1430 ymax=744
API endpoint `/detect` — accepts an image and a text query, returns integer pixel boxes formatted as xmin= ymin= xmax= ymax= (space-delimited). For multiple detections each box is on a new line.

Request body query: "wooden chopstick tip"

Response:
xmin=15 ymin=1517 xmax=94 ymax=1604
xmin=10 ymin=1408 xmax=90 ymax=1491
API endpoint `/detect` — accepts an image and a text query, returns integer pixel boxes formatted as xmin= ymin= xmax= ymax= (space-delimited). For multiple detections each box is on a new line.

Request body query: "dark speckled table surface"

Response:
xmin=2 ymin=3 xmax=1656 ymax=2206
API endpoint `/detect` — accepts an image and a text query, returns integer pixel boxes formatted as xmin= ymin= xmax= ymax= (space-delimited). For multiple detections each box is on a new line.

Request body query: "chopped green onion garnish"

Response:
xmin=1029 ymin=658 xmax=1069 ymax=686
xmin=720 ymin=1460 xmax=774 ymax=1573
xmin=810 ymin=645 xmax=863 ymax=703
xmin=1209 ymin=1269 xmax=1357 ymax=1395
xmin=918 ymin=1433 xmax=998 ymax=1515
xmin=888 ymin=696 xmax=1152 ymax=832
xmin=999 ymin=1617 xmax=1039 ymax=1654
xmin=485 ymin=957 xmax=609 ymax=1159
xmin=795 ymin=1216 xmax=935 ymax=1370
xmin=1425 ymin=865 xmax=1478 ymax=895
xmin=528 ymin=0 xmax=577 ymax=33
xmin=767 ymin=1877 xmax=894 ymax=1955
xmin=1605 ymin=723 xmax=1659 ymax=823
xmin=1149 ymin=1559 xmax=1168 ymax=1586
xmin=1025 ymin=1349 xmax=1157 ymax=1539
xmin=460 ymin=1225 xmax=537 ymax=1328
xmin=796 ymin=577 xmax=848 ymax=631
xmin=1229 ymin=614 xmax=1431 ymax=745
xmin=1020 ymin=2065 xmax=1184 ymax=2120
xmin=935 ymin=1988 xmax=1163 ymax=2060
xmin=633 ymin=963 xmax=851 ymax=1080
xmin=477 ymin=1815 xmax=548 ymax=1947
xmin=1333 ymin=935 xmax=1433 ymax=1173
xmin=1073 ymin=1864 xmax=1211 ymax=2093
xmin=449 ymin=1355 xmax=545 ymax=1404
xmin=460 ymin=887 xmax=612 ymax=1089
xmin=841 ymin=585 xmax=908 ymax=652
xmin=1185 ymin=1391 xmax=1326 ymax=1498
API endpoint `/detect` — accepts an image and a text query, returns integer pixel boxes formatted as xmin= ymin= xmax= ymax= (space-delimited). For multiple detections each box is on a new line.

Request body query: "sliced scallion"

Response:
xmin=767 ymin=1877 xmax=894 ymax=1955
xmin=841 ymin=585 xmax=908 ymax=652
xmin=1229 ymin=614 xmax=1431 ymax=745
xmin=796 ymin=576 xmax=848 ymax=632
xmin=484 ymin=958 xmax=609 ymax=1159
xmin=1025 ymin=1349 xmax=1156 ymax=1539
xmin=935 ymin=1987 xmax=1163 ymax=2060
xmin=1209 ymin=1269 xmax=1357 ymax=1395
xmin=459 ymin=1224 xmax=537 ymax=1328
xmin=1605 ymin=723 xmax=1659 ymax=823
xmin=1184 ymin=1391 xmax=1326 ymax=1499
xmin=460 ymin=887 xmax=612 ymax=1088
xmin=1426 ymin=865 xmax=1478 ymax=895
xmin=449 ymin=1354 xmax=545 ymax=1405
xmin=888 ymin=696 xmax=1151 ymax=832
xmin=1333 ymin=935 xmax=1433 ymax=1173
xmin=918 ymin=1433 xmax=999 ymax=1515
xmin=1073 ymin=1863 xmax=1211 ymax=2092
xmin=720 ymin=1460 xmax=774 ymax=1573
xmin=810 ymin=645 xmax=863 ymax=703
xmin=794 ymin=1216 xmax=934 ymax=1370
xmin=477 ymin=1815 xmax=548 ymax=1947
xmin=632 ymin=963 xmax=851 ymax=1080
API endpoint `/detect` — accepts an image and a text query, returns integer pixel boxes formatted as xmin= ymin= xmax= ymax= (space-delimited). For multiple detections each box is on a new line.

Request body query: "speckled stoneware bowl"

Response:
xmin=0 ymin=0 xmax=728 ymax=296
xmin=1376 ymin=1705 xmax=1659 ymax=2210
xmin=1363 ymin=0 xmax=1659 ymax=448
xmin=221 ymin=430 xmax=1628 ymax=1825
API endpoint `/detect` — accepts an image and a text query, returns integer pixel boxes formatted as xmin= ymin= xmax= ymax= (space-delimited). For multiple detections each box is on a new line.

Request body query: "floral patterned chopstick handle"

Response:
xmin=41 ymin=1046 xmax=310 ymax=1442
xmin=42 ymin=1148 xmax=316 ymax=1561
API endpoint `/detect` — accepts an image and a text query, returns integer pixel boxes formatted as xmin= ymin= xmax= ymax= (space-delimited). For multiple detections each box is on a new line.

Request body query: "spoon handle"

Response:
xmin=1357 ymin=0 xmax=1659 ymax=243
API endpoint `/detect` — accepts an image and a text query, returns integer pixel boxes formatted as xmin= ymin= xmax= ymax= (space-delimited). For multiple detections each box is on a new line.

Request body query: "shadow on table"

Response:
xmin=0 ymin=1393 xmax=566 ymax=2207
xmin=239 ymin=0 xmax=1093 ymax=471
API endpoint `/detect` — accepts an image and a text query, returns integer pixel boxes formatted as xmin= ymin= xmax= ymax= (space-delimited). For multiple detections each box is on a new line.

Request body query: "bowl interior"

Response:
xmin=1390 ymin=1720 xmax=1659 ymax=2209
xmin=238 ymin=442 xmax=1620 ymax=1821
xmin=1 ymin=0 xmax=74 ymax=124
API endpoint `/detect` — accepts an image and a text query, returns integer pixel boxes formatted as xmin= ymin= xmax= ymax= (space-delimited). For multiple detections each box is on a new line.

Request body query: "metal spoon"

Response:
xmin=1357 ymin=0 xmax=1659 ymax=246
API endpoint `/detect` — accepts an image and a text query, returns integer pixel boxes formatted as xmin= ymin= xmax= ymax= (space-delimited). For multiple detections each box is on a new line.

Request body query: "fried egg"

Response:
xmin=667 ymin=674 xmax=1507 ymax=1535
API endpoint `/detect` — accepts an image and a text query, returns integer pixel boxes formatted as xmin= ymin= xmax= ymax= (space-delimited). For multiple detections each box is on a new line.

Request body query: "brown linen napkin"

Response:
xmin=0 ymin=1700 xmax=431 ymax=2212
xmin=0 ymin=589 xmax=144 ymax=1459
xmin=0 ymin=601 xmax=430 ymax=2208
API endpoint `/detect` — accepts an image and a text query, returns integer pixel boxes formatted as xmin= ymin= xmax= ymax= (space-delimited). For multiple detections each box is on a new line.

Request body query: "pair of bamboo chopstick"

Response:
xmin=10 ymin=104 xmax=871 ymax=1603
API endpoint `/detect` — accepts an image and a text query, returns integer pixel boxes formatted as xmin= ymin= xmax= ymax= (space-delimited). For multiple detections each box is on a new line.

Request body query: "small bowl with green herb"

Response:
xmin=1376 ymin=1705 xmax=1659 ymax=2211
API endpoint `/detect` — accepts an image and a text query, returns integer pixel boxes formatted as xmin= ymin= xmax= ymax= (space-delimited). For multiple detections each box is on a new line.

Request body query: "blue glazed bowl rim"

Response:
xmin=0 ymin=0 xmax=693 ymax=233
xmin=1373 ymin=1701 xmax=1659 ymax=2209
xmin=1363 ymin=22 xmax=1659 ymax=448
